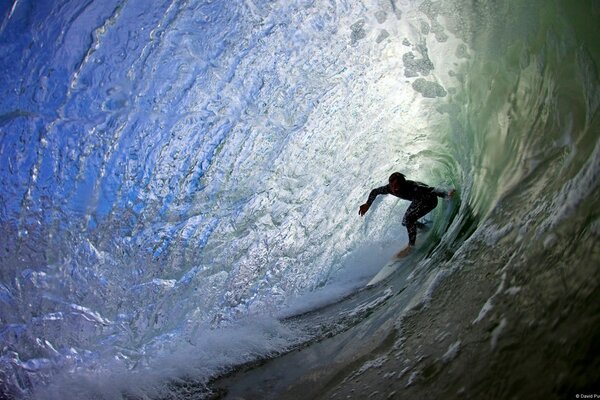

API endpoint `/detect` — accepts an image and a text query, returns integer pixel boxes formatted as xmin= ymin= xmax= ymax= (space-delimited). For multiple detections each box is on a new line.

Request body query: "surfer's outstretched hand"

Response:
xmin=358 ymin=203 xmax=370 ymax=216
xmin=447 ymin=188 xmax=456 ymax=198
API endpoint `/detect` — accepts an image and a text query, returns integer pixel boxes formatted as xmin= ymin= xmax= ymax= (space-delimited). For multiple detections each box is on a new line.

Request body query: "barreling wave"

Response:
xmin=0 ymin=0 xmax=598 ymax=398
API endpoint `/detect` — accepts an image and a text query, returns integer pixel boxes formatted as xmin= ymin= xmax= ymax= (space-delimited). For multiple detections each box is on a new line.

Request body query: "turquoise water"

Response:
xmin=0 ymin=0 xmax=598 ymax=398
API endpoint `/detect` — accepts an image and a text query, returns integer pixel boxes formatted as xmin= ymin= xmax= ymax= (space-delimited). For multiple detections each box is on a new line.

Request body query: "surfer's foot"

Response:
xmin=396 ymin=245 xmax=413 ymax=258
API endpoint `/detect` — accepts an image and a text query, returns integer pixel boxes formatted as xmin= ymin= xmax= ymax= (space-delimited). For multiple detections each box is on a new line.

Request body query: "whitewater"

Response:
xmin=0 ymin=0 xmax=598 ymax=399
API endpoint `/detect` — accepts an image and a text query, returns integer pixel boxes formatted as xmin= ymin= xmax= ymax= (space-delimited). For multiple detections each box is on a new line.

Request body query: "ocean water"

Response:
xmin=0 ymin=0 xmax=598 ymax=399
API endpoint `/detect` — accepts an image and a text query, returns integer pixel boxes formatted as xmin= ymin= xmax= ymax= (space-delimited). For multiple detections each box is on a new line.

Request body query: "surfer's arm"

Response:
xmin=367 ymin=185 xmax=390 ymax=206
xmin=432 ymin=187 xmax=455 ymax=198
xmin=359 ymin=185 xmax=389 ymax=216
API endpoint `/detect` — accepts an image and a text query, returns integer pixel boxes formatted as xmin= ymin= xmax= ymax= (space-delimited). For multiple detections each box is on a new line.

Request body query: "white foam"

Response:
xmin=356 ymin=355 xmax=388 ymax=375
xmin=472 ymin=297 xmax=494 ymax=324
xmin=34 ymin=316 xmax=304 ymax=400
xmin=347 ymin=288 xmax=393 ymax=318
xmin=441 ymin=340 xmax=461 ymax=363
xmin=397 ymin=366 xmax=411 ymax=379
xmin=490 ymin=318 xmax=507 ymax=350
xmin=403 ymin=267 xmax=450 ymax=314
xmin=472 ymin=272 xmax=506 ymax=324
xmin=405 ymin=370 xmax=420 ymax=387
xmin=505 ymin=286 xmax=521 ymax=295
xmin=481 ymin=222 xmax=514 ymax=246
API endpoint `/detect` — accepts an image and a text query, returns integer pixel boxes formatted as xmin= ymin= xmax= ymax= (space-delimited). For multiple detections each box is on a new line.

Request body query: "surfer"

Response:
xmin=359 ymin=172 xmax=455 ymax=257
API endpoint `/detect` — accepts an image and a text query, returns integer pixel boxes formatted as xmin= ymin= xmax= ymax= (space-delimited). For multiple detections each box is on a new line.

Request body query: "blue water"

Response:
xmin=1 ymin=0 xmax=599 ymax=399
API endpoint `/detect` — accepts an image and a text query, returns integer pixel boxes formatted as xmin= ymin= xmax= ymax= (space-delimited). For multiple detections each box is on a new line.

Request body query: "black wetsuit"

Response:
xmin=366 ymin=180 xmax=447 ymax=246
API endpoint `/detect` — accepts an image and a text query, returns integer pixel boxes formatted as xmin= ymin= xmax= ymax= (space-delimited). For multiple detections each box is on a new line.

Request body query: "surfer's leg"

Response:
xmin=402 ymin=196 xmax=438 ymax=245
xmin=402 ymin=202 xmax=420 ymax=246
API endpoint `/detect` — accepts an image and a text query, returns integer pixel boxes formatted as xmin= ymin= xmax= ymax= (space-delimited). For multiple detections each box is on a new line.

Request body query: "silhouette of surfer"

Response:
xmin=359 ymin=172 xmax=455 ymax=257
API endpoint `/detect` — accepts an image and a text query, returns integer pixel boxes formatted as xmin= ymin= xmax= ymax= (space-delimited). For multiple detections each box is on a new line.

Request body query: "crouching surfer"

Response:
xmin=359 ymin=172 xmax=455 ymax=257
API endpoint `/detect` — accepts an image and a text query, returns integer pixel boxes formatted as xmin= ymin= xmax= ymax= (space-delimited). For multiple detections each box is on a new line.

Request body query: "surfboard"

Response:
xmin=366 ymin=220 xmax=429 ymax=287
xmin=365 ymin=195 xmax=457 ymax=288
xmin=366 ymin=257 xmax=405 ymax=287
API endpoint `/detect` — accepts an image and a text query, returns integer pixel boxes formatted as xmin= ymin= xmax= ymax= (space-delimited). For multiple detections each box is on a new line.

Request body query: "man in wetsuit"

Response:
xmin=359 ymin=172 xmax=455 ymax=257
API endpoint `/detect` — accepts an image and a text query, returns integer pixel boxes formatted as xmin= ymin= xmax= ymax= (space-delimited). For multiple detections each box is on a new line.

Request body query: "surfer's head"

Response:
xmin=389 ymin=172 xmax=406 ymax=194
xmin=389 ymin=172 xmax=405 ymax=184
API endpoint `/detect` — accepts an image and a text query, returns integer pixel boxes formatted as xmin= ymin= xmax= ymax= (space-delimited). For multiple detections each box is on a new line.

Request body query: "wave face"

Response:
xmin=0 ymin=0 xmax=598 ymax=398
